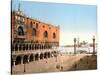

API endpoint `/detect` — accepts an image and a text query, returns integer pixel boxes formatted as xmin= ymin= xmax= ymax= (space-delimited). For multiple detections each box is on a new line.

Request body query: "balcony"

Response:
xmin=16 ymin=35 xmax=25 ymax=39
xmin=12 ymin=49 xmax=58 ymax=56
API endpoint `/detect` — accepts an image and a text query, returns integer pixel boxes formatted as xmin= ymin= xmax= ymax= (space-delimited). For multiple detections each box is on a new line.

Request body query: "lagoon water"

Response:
xmin=58 ymin=46 xmax=97 ymax=53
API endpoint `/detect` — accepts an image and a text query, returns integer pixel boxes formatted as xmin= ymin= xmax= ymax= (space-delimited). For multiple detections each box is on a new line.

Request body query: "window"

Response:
xmin=44 ymin=31 xmax=48 ymax=38
xmin=36 ymin=23 xmax=38 ymax=28
xmin=53 ymin=32 xmax=56 ymax=39
xmin=17 ymin=26 xmax=24 ymax=36
xmin=30 ymin=21 xmax=32 ymax=28
xmin=32 ymin=28 xmax=36 ymax=36
xmin=43 ymin=25 xmax=45 ymax=28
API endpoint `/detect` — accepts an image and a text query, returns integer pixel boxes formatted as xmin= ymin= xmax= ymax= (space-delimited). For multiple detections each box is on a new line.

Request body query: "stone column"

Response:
xmin=28 ymin=44 xmax=29 ymax=51
xmin=25 ymin=44 xmax=26 ymax=51
xmin=28 ymin=55 xmax=30 ymax=63
xmin=33 ymin=44 xmax=35 ymax=50
xmin=21 ymin=57 xmax=23 ymax=65
xmin=42 ymin=44 xmax=44 ymax=50
xmin=13 ymin=44 xmax=15 ymax=52
xmin=74 ymin=38 xmax=77 ymax=54
xmin=33 ymin=55 xmax=35 ymax=61
xmin=22 ymin=44 xmax=24 ymax=51
xmin=18 ymin=44 xmax=19 ymax=52
xmin=34 ymin=43 xmax=36 ymax=50
xmin=30 ymin=44 xmax=32 ymax=50
xmin=13 ymin=60 xmax=16 ymax=67
xmin=38 ymin=54 xmax=40 ymax=61
xmin=37 ymin=43 xmax=38 ymax=50
xmin=42 ymin=54 xmax=44 ymax=59
xmin=93 ymin=36 xmax=95 ymax=55
xmin=32 ymin=44 xmax=33 ymax=50
xmin=12 ymin=55 xmax=16 ymax=67
xmin=50 ymin=53 xmax=52 ymax=57
xmin=46 ymin=53 xmax=48 ymax=59
xmin=40 ymin=44 xmax=41 ymax=50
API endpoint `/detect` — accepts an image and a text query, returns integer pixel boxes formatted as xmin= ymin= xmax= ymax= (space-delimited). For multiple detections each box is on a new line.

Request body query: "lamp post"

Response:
xmin=74 ymin=38 xmax=77 ymax=55
xmin=24 ymin=63 xmax=26 ymax=72
xmin=23 ymin=59 xmax=29 ymax=73
xmin=55 ymin=53 xmax=58 ymax=62
xmin=92 ymin=36 xmax=95 ymax=55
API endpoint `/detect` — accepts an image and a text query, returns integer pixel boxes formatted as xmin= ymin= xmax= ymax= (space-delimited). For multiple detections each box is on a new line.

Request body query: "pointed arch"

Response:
xmin=44 ymin=31 xmax=48 ymax=37
xmin=53 ymin=32 xmax=56 ymax=39
xmin=17 ymin=26 xmax=24 ymax=36
xmin=15 ymin=56 xmax=21 ymax=65
xmin=32 ymin=28 xmax=36 ymax=36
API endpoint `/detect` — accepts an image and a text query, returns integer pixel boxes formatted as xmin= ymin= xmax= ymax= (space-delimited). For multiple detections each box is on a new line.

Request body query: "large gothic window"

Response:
xmin=32 ymin=28 xmax=36 ymax=36
xmin=17 ymin=26 xmax=24 ymax=36
xmin=53 ymin=32 xmax=56 ymax=39
xmin=30 ymin=21 xmax=32 ymax=28
xmin=44 ymin=31 xmax=48 ymax=38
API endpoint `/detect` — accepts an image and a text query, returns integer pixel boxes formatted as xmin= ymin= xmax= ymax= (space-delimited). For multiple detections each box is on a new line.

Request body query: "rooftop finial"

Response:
xmin=18 ymin=3 xmax=21 ymax=11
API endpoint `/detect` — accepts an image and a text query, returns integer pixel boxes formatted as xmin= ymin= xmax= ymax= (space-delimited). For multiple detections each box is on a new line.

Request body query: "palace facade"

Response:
xmin=11 ymin=7 xmax=60 ymax=67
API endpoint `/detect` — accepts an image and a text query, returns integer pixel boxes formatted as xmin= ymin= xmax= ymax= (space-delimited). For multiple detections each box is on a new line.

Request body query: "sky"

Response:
xmin=12 ymin=0 xmax=97 ymax=45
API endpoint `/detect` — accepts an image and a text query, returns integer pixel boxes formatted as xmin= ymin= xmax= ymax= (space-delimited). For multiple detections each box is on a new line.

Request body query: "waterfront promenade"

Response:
xmin=12 ymin=53 xmax=97 ymax=74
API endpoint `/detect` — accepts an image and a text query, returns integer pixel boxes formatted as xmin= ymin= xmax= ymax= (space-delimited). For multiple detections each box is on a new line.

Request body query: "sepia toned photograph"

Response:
xmin=11 ymin=0 xmax=97 ymax=74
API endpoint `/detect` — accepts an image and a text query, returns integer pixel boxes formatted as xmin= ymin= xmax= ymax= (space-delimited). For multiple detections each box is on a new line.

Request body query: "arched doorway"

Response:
xmin=44 ymin=52 xmax=48 ymax=59
xmin=48 ymin=52 xmax=50 ymax=58
xmin=40 ymin=53 xmax=43 ymax=60
xmin=15 ymin=56 xmax=21 ymax=65
xmin=35 ymin=54 xmax=39 ymax=61
xmin=29 ymin=54 xmax=33 ymax=62
xmin=23 ymin=55 xmax=28 ymax=64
